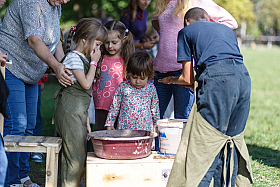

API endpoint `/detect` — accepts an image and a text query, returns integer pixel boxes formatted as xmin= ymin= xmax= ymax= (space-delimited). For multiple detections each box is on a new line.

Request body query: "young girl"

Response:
xmin=105 ymin=51 xmax=160 ymax=132
xmin=93 ymin=20 xmax=134 ymax=130
xmin=54 ymin=18 xmax=107 ymax=187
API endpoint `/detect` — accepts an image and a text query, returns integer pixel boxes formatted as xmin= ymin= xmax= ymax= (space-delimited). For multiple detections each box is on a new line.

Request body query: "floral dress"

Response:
xmin=105 ymin=80 xmax=160 ymax=131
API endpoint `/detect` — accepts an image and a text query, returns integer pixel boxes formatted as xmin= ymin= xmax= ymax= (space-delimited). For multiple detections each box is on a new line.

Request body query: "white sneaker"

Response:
xmin=30 ymin=153 xmax=43 ymax=162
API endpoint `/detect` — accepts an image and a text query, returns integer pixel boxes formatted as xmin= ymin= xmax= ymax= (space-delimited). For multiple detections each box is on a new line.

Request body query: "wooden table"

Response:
xmin=4 ymin=135 xmax=62 ymax=187
xmin=86 ymin=152 xmax=175 ymax=187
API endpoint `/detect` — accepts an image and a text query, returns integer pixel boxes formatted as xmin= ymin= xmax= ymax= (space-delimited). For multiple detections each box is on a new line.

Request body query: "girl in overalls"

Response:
xmin=54 ymin=18 xmax=107 ymax=187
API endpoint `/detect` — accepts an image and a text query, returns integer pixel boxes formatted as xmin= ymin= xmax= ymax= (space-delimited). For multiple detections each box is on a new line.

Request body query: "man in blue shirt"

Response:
xmin=160 ymin=7 xmax=252 ymax=187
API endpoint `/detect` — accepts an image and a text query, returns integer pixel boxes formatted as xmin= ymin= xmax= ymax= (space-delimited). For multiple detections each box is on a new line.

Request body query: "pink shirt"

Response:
xmin=93 ymin=55 xmax=124 ymax=111
xmin=152 ymin=0 xmax=238 ymax=73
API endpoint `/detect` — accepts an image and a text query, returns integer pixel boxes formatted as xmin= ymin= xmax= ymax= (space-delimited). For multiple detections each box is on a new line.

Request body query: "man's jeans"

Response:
xmin=197 ymin=59 xmax=251 ymax=187
xmin=4 ymin=70 xmax=38 ymax=186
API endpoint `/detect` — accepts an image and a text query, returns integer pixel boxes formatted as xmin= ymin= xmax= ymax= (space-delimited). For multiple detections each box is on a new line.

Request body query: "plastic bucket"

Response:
xmin=157 ymin=119 xmax=188 ymax=155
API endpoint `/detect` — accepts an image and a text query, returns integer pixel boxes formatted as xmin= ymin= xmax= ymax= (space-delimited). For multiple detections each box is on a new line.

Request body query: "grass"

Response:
xmin=28 ymin=46 xmax=280 ymax=186
xmin=241 ymin=46 xmax=280 ymax=186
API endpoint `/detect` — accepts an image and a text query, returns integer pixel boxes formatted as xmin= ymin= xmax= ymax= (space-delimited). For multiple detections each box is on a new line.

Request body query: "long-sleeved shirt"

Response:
xmin=105 ymin=80 xmax=160 ymax=132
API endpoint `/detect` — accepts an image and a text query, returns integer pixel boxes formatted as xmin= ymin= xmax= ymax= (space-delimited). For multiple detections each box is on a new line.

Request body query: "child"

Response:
xmin=160 ymin=8 xmax=252 ymax=187
xmin=105 ymin=51 xmax=160 ymax=132
xmin=54 ymin=18 xmax=107 ymax=187
xmin=93 ymin=20 xmax=135 ymax=130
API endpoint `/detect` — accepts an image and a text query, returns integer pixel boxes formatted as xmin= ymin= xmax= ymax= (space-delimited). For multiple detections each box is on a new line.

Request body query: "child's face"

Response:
xmin=85 ymin=40 xmax=103 ymax=57
xmin=129 ymin=74 xmax=148 ymax=89
xmin=104 ymin=31 xmax=122 ymax=58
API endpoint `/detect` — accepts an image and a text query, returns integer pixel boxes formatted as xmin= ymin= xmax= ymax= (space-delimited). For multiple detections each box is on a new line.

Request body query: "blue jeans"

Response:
xmin=34 ymin=84 xmax=42 ymax=136
xmin=196 ymin=59 xmax=251 ymax=187
xmin=4 ymin=70 xmax=38 ymax=186
xmin=0 ymin=136 xmax=8 ymax=187
xmin=154 ymin=70 xmax=194 ymax=119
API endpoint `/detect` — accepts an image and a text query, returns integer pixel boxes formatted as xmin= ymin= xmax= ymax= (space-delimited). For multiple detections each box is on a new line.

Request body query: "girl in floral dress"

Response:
xmin=105 ymin=51 xmax=159 ymax=132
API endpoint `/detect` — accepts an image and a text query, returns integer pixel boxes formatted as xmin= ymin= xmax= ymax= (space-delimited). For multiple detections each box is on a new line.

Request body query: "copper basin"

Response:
xmin=88 ymin=130 xmax=157 ymax=160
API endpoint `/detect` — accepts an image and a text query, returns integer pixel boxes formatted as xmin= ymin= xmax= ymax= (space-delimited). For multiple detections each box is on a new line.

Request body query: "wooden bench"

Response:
xmin=4 ymin=135 xmax=62 ymax=187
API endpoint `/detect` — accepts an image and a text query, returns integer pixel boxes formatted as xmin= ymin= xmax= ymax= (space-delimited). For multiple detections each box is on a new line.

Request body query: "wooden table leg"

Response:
xmin=45 ymin=147 xmax=57 ymax=187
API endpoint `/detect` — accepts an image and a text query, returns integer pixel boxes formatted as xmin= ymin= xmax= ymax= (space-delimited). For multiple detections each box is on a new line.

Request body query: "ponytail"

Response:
xmin=121 ymin=30 xmax=135 ymax=68
xmin=66 ymin=27 xmax=75 ymax=54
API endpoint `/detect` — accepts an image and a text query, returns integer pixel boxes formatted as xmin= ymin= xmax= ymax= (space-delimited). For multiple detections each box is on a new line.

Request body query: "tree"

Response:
xmin=254 ymin=0 xmax=280 ymax=35
xmin=214 ymin=0 xmax=255 ymax=25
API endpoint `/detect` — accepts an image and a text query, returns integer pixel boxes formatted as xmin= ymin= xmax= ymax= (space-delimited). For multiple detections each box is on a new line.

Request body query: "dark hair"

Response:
xmin=121 ymin=0 xmax=138 ymax=21
xmin=184 ymin=7 xmax=210 ymax=22
xmin=126 ymin=51 xmax=154 ymax=80
xmin=66 ymin=18 xmax=108 ymax=78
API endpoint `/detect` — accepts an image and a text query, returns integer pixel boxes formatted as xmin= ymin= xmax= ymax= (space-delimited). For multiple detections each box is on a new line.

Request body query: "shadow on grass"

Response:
xmin=247 ymin=144 xmax=280 ymax=168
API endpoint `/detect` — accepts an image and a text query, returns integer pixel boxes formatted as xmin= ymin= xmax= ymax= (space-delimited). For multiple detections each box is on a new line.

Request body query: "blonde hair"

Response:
xmin=153 ymin=0 xmax=194 ymax=18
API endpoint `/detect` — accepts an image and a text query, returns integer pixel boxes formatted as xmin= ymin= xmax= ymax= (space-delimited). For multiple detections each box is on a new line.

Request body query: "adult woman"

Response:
xmin=152 ymin=0 xmax=238 ymax=120
xmin=120 ymin=0 xmax=156 ymax=50
xmin=0 ymin=0 xmax=72 ymax=186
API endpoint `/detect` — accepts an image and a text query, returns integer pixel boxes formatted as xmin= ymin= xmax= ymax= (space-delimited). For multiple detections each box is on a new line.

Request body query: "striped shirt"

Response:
xmin=63 ymin=51 xmax=89 ymax=82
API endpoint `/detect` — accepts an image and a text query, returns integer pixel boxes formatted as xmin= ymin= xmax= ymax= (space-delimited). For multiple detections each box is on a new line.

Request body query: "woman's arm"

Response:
xmin=28 ymin=35 xmax=74 ymax=87
xmin=0 ymin=50 xmax=7 ymax=67
xmin=198 ymin=0 xmax=238 ymax=29
xmin=54 ymin=41 xmax=65 ymax=62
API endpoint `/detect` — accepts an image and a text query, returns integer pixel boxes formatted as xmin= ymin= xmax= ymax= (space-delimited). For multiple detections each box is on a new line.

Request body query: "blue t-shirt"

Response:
xmin=177 ymin=21 xmax=243 ymax=67
xmin=120 ymin=8 xmax=148 ymax=41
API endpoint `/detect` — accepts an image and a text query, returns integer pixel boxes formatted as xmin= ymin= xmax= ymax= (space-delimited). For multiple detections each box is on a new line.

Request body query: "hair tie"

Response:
xmin=71 ymin=26 xmax=76 ymax=32
xmin=125 ymin=29 xmax=129 ymax=36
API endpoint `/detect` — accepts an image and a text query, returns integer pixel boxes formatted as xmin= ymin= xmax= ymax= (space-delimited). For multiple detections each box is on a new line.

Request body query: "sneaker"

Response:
xmin=31 ymin=153 xmax=43 ymax=162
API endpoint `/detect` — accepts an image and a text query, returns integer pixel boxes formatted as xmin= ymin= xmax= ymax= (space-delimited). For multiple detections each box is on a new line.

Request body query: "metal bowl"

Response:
xmin=88 ymin=130 xmax=157 ymax=160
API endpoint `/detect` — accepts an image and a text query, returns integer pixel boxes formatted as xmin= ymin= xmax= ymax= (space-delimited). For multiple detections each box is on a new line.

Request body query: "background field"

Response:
xmin=29 ymin=46 xmax=280 ymax=186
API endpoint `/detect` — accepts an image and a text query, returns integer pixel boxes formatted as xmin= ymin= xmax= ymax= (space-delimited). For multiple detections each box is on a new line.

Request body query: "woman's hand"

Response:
xmin=0 ymin=50 xmax=7 ymax=67
xmin=143 ymin=40 xmax=156 ymax=50
xmin=53 ymin=62 xmax=73 ymax=87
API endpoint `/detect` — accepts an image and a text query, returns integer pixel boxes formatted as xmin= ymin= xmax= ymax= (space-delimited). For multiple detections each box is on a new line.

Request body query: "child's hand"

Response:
xmin=154 ymin=126 xmax=158 ymax=135
xmin=86 ymin=116 xmax=91 ymax=141
xmin=90 ymin=45 xmax=101 ymax=63
xmin=106 ymin=126 xmax=115 ymax=130
xmin=149 ymin=35 xmax=158 ymax=41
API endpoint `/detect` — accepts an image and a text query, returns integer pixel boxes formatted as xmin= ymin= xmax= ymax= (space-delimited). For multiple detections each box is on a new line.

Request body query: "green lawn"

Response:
xmin=241 ymin=47 xmax=280 ymax=186
xmin=30 ymin=47 xmax=280 ymax=186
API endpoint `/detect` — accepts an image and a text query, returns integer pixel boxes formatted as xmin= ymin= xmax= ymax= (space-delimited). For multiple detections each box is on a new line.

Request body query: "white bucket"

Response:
xmin=157 ymin=119 xmax=188 ymax=155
